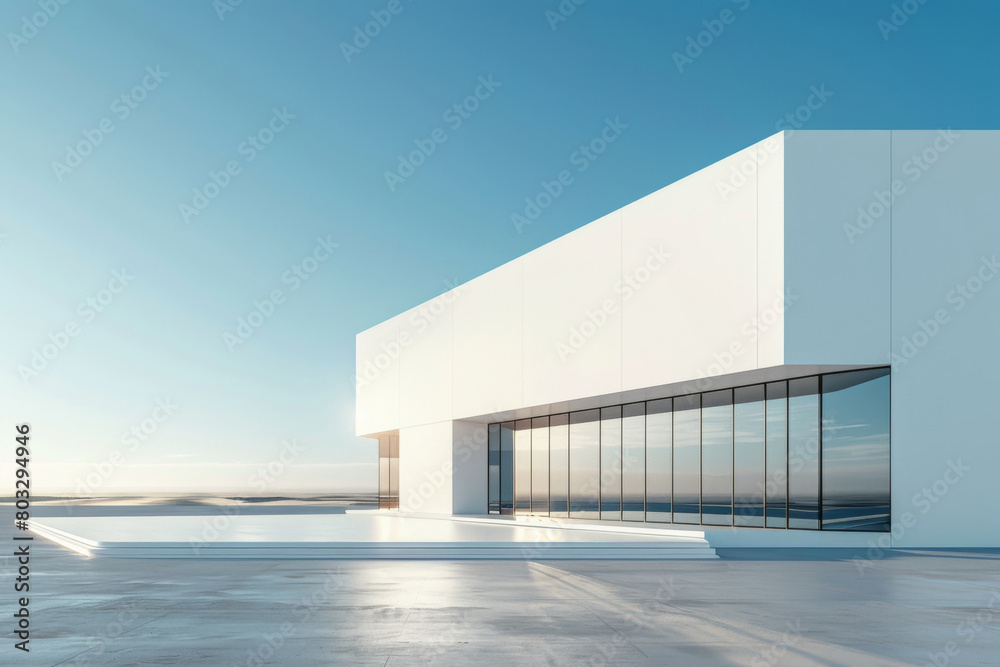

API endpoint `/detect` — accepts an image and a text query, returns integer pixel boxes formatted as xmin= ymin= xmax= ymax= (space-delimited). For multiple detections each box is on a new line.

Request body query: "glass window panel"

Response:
xmin=388 ymin=434 xmax=399 ymax=509
xmin=622 ymin=403 xmax=645 ymax=521
xmin=701 ymin=390 xmax=733 ymax=526
xmin=822 ymin=368 xmax=891 ymax=532
xmin=488 ymin=424 xmax=500 ymax=514
xmin=600 ymin=406 xmax=622 ymax=520
xmin=673 ymin=394 xmax=701 ymax=524
xmin=531 ymin=417 xmax=550 ymax=515
xmin=378 ymin=435 xmax=390 ymax=509
xmin=734 ymin=385 xmax=766 ymax=527
xmin=788 ymin=377 xmax=820 ymax=529
xmin=646 ymin=398 xmax=672 ymax=523
xmin=765 ymin=382 xmax=787 ymax=528
xmin=549 ymin=414 xmax=570 ymax=517
xmin=500 ymin=421 xmax=515 ymax=514
xmin=514 ymin=419 xmax=532 ymax=514
xmin=569 ymin=409 xmax=600 ymax=519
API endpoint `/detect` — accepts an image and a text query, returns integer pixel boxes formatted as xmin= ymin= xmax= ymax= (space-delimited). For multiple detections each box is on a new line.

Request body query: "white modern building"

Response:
xmin=356 ymin=130 xmax=999 ymax=548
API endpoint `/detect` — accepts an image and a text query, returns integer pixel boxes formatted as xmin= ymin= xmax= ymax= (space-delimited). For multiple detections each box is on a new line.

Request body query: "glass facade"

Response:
xmin=821 ymin=368 xmax=891 ymax=531
xmin=764 ymin=382 xmax=788 ymax=528
xmin=569 ymin=409 xmax=600 ymax=519
xmin=550 ymin=413 xmax=570 ymax=517
xmin=788 ymin=377 xmax=820 ymax=529
xmin=487 ymin=368 xmax=891 ymax=532
xmin=500 ymin=421 xmax=514 ymax=514
xmin=645 ymin=398 xmax=672 ymax=522
xmin=600 ymin=406 xmax=622 ymax=520
xmin=673 ymin=394 xmax=701 ymax=524
xmin=377 ymin=433 xmax=398 ymax=509
xmin=514 ymin=419 xmax=531 ymax=513
xmin=488 ymin=424 xmax=500 ymax=514
xmin=531 ymin=417 xmax=550 ymax=515
xmin=621 ymin=403 xmax=645 ymax=522
xmin=701 ymin=390 xmax=733 ymax=526
xmin=733 ymin=385 xmax=765 ymax=527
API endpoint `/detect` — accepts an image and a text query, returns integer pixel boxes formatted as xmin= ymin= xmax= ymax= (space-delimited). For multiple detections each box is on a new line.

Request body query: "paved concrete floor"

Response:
xmin=6 ymin=507 xmax=1000 ymax=666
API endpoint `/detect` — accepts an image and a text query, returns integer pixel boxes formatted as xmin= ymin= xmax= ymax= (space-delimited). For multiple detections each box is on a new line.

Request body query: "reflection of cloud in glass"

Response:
xmin=822 ymin=371 xmax=890 ymax=527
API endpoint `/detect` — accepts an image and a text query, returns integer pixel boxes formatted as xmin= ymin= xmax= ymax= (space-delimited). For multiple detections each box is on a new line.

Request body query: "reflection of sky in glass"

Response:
xmin=601 ymin=408 xmax=622 ymax=515
xmin=701 ymin=392 xmax=733 ymax=523
xmin=549 ymin=416 xmax=569 ymax=516
xmin=515 ymin=420 xmax=531 ymax=512
xmin=788 ymin=378 xmax=820 ymax=529
xmin=673 ymin=396 xmax=701 ymax=522
xmin=531 ymin=418 xmax=549 ymax=515
xmin=493 ymin=368 xmax=891 ymax=532
xmin=822 ymin=369 xmax=891 ymax=500
xmin=622 ymin=405 xmax=645 ymax=518
xmin=734 ymin=388 xmax=765 ymax=526
xmin=645 ymin=399 xmax=672 ymax=520
xmin=569 ymin=410 xmax=600 ymax=515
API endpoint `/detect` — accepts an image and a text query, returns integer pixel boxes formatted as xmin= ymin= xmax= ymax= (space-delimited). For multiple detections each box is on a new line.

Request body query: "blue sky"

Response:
xmin=2 ymin=1 xmax=997 ymax=495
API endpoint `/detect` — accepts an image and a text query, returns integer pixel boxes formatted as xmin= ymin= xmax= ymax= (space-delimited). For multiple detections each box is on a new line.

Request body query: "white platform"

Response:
xmin=27 ymin=511 xmax=718 ymax=560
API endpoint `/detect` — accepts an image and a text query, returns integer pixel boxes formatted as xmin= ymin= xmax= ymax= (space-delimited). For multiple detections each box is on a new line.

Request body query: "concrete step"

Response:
xmin=28 ymin=513 xmax=718 ymax=560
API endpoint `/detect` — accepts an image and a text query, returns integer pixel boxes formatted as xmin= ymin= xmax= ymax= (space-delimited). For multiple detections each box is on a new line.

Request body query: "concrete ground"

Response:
xmin=6 ymin=506 xmax=1000 ymax=666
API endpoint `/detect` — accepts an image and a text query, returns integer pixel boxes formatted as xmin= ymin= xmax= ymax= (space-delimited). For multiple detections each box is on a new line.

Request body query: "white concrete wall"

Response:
xmin=621 ymin=144 xmax=758 ymax=392
xmin=522 ymin=211 xmax=623 ymax=407
xmin=757 ymin=132 xmax=785 ymax=369
xmin=782 ymin=131 xmax=892 ymax=365
xmin=452 ymin=420 xmax=488 ymax=514
xmin=396 ymin=419 xmax=489 ymax=515
xmin=398 ymin=300 xmax=453 ymax=428
xmin=888 ymin=129 xmax=1000 ymax=547
xmin=452 ymin=260 xmax=523 ymax=419
xmin=398 ymin=420 xmax=453 ymax=514
xmin=355 ymin=318 xmax=400 ymax=437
